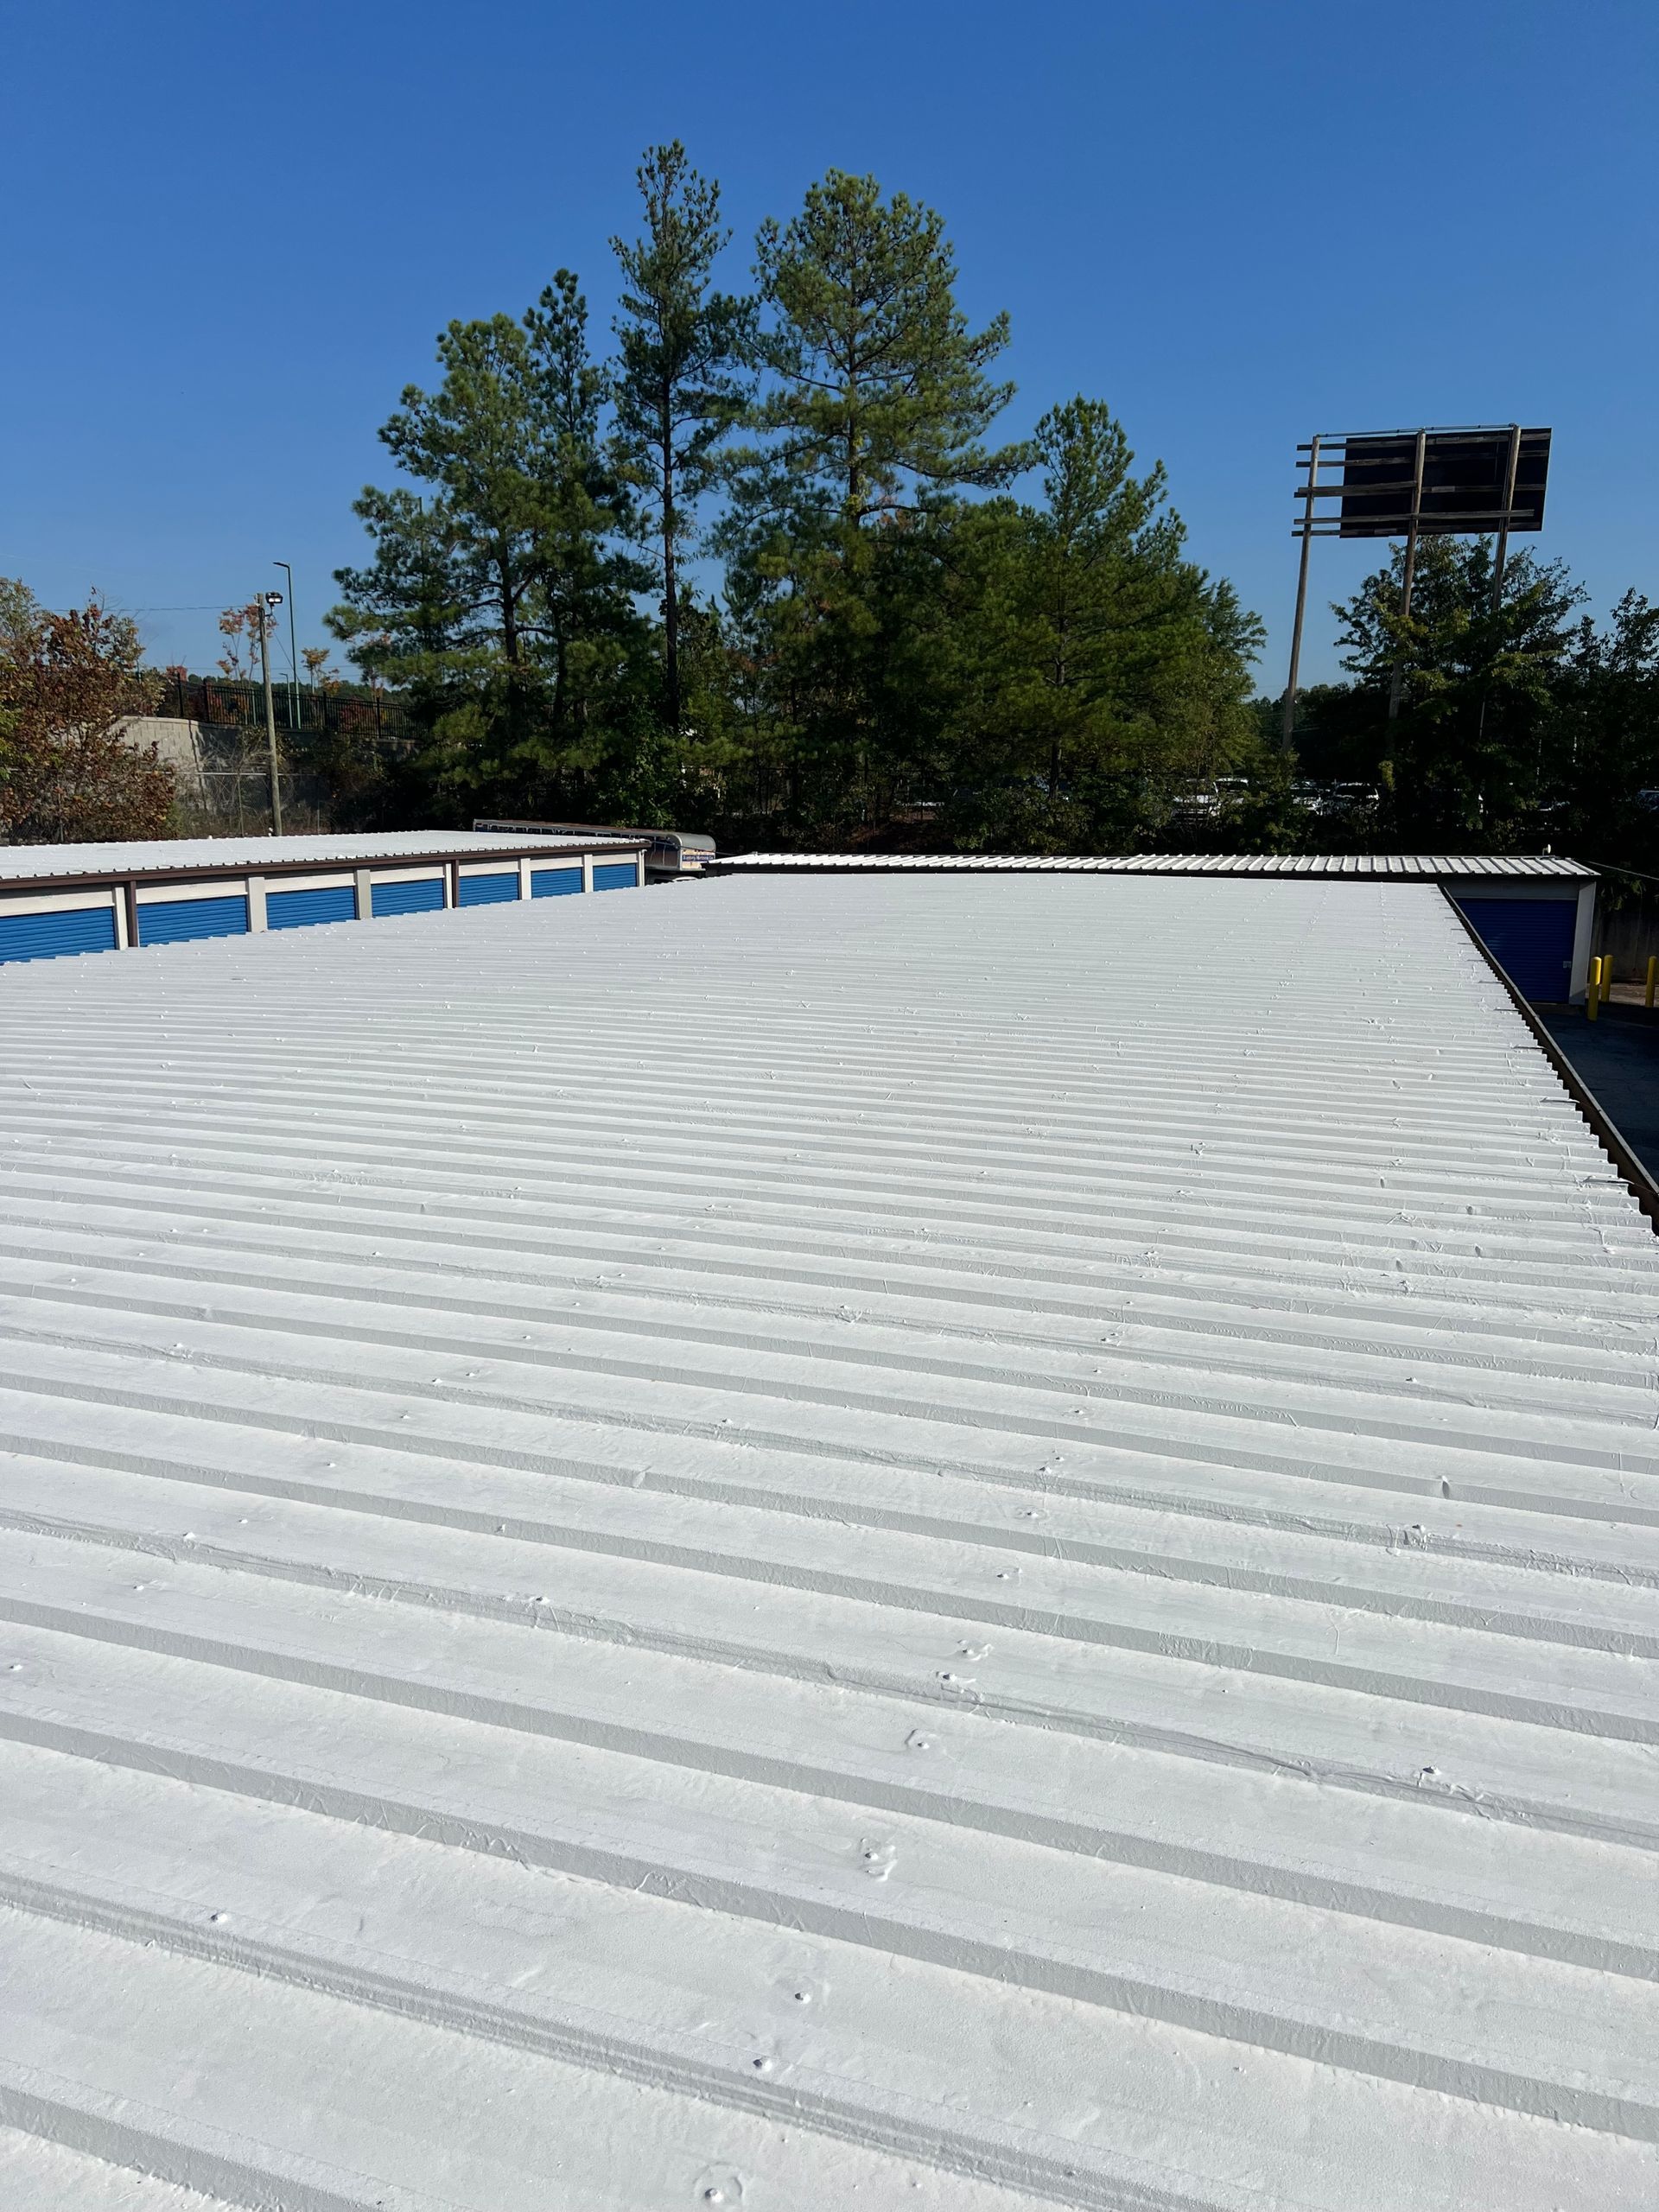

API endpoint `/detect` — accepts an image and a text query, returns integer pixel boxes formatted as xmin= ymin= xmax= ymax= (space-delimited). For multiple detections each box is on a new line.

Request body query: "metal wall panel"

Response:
xmin=1454 ymin=896 xmax=1577 ymax=1001
xmin=372 ymin=878 xmax=446 ymax=918
xmin=457 ymin=871 xmax=520 ymax=907
xmin=135 ymin=894 xmax=249 ymax=944
xmin=530 ymin=867 xmax=584 ymax=898
xmin=592 ymin=861 xmax=638 ymax=892
xmin=266 ymin=885 xmax=357 ymax=931
xmin=0 ymin=905 xmax=118 ymax=964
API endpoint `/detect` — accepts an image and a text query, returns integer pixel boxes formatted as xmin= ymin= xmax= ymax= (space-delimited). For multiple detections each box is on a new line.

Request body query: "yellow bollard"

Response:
xmin=1647 ymin=954 xmax=1657 ymax=1010
xmin=1587 ymin=956 xmax=1601 ymax=1020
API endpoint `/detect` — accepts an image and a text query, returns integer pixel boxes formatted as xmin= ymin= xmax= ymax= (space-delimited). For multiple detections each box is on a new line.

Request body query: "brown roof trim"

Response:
xmin=0 ymin=840 xmax=645 ymax=898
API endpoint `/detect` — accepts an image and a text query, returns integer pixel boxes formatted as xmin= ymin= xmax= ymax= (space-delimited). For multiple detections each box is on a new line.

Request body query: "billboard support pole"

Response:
xmin=1491 ymin=423 xmax=1522 ymax=608
xmin=1476 ymin=423 xmax=1527 ymax=759
xmin=1388 ymin=430 xmax=1428 ymax=720
xmin=1282 ymin=434 xmax=1320 ymax=747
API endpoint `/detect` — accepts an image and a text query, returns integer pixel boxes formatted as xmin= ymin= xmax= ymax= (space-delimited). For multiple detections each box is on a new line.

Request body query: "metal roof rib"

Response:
xmin=711 ymin=851 xmax=1595 ymax=880
xmin=0 ymin=869 xmax=1649 ymax=2211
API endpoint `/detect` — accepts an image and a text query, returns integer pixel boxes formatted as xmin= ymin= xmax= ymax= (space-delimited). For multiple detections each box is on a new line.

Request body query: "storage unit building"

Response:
xmin=711 ymin=850 xmax=1597 ymax=1001
xmin=0 ymin=829 xmax=648 ymax=966
xmin=0 ymin=869 xmax=1652 ymax=2211
xmin=474 ymin=816 xmax=716 ymax=879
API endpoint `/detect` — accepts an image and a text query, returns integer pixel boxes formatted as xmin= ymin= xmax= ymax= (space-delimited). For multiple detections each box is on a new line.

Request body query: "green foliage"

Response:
xmin=1329 ymin=537 xmax=1585 ymax=840
xmin=17 ymin=159 xmax=1652 ymax=860
xmin=322 ymin=155 xmax=1273 ymax=850
xmin=610 ymin=142 xmax=753 ymax=730
xmin=932 ymin=400 xmax=1264 ymax=848
xmin=715 ymin=179 xmax=1073 ymax=844
xmin=329 ymin=274 xmax=654 ymax=816
xmin=1256 ymin=543 xmax=1659 ymax=862
xmin=1536 ymin=590 xmax=1659 ymax=868
xmin=740 ymin=169 xmax=1029 ymax=534
xmin=1261 ymin=544 xmax=1659 ymax=863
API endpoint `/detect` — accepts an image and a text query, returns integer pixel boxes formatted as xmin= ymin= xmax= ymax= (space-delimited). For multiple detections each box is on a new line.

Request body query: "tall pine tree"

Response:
xmin=747 ymin=170 xmax=1029 ymax=528
xmin=330 ymin=276 xmax=649 ymax=805
xmin=717 ymin=172 xmax=1033 ymax=836
xmin=610 ymin=143 xmax=752 ymax=731
xmin=935 ymin=399 xmax=1264 ymax=850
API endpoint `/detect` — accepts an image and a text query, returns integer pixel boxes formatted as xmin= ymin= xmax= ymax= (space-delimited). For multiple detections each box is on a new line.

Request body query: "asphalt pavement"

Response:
xmin=1536 ymin=1002 xmax=1659 ymax=1185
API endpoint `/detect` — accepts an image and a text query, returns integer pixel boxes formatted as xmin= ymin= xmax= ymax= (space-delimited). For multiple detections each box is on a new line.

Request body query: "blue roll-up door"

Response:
xmin=267 ymin=884 xmax=356 ymax=931
xmin=1455 ymin=898 xmax=1576 ymax=1001
xmin=0 ymin=906 xmax=118 ymax=964
xmin=458 ymin=871 xmax=519 ymax=906
xmin=372 ymin=876 xmax=445 ymax=918
xmin=593 ymin=861 xmax=637 ymax=892
xmin=531 ymin=867 xmax=583 ymax=897
xmin=137 ymin=894 xmax=249 ymax=945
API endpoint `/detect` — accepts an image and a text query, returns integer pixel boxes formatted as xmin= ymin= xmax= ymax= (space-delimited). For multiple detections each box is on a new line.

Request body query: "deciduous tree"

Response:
xmin=0 ymin=582 xmax=174 ymax=842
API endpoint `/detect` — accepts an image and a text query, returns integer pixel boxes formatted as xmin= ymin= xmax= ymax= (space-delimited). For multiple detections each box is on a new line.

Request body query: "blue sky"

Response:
xmin=3 ymin=1 xmax=1654 ymax=692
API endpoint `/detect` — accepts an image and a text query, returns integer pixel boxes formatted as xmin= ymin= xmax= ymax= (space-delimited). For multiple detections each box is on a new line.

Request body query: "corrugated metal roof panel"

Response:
xmin=0 ymin=829 xmax=640 ymax=884
xmin=713 ymin=851 xmax=1594 ymax=879
xmin=0 ymin=873 xmax=1652 ymax=2211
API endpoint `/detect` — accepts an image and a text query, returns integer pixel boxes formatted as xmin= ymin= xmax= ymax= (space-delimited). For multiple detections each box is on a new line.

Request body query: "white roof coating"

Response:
xmin=0 ymin=829 xmax=640 ymax=882
xmin=0 ymin=871 xmax=1654 ymax=2211
xmin=715 ymin=850 xmax=1593 ymax=878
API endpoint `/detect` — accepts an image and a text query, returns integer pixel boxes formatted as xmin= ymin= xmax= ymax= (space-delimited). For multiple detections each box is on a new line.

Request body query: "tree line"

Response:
xmin=1280 ymin=538 xmax=1659 ymax=872
xmin=322 ymin=147 xmax=1266 ymax=852
xmin=3 ymin=144 xmax=1655 ymax=864
xmin=319 ymin=144 xmax=1657 ymax=866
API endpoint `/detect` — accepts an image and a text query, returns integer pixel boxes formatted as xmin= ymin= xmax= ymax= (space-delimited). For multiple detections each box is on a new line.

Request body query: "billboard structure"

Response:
xmin=1281 ymin=423 xmax=1552 ymax=741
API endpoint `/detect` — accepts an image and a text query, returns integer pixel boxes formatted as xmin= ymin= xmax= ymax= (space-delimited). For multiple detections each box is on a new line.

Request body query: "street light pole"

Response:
xmin=274 ymin=561 xmax=299 ymax=732
xmin=258 ymin=591 xmax=284 ymax=836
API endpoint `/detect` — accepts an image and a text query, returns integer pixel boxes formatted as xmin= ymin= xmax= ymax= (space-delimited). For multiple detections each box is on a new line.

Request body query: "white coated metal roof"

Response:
xmin=715 ymin=849 xmax=1593 ymax=878
xmin=0 ymin=829 xmax=642 ymax=884
xmin=0 ymin=872 xmax=1654 ymax=2211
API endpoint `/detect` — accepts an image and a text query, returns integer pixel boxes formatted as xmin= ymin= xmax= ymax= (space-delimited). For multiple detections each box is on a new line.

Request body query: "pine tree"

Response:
xmin=610 ymin=143 xmax=752 ymax=731
xmin=935 ymin=399 xmax=1264 ymax=850
xmin=716 ymin=172 xmax=1032 ymax=836
xmin=1332 ymin=538 xmax=1585 ymax=839
xmin=522 ymin=270 xmax=654 ymax=754
xmin=747 ymin=169 xmax=1029 ymax=529
xmin=329 ymin=276 xmax=650 ymax=806
xmin=372 ymin=312 xmax=553 ymax=670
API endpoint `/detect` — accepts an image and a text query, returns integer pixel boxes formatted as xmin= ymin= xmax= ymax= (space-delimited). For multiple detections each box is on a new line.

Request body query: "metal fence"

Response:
xmin=154 ymin=672 xmax=416 ymax=743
